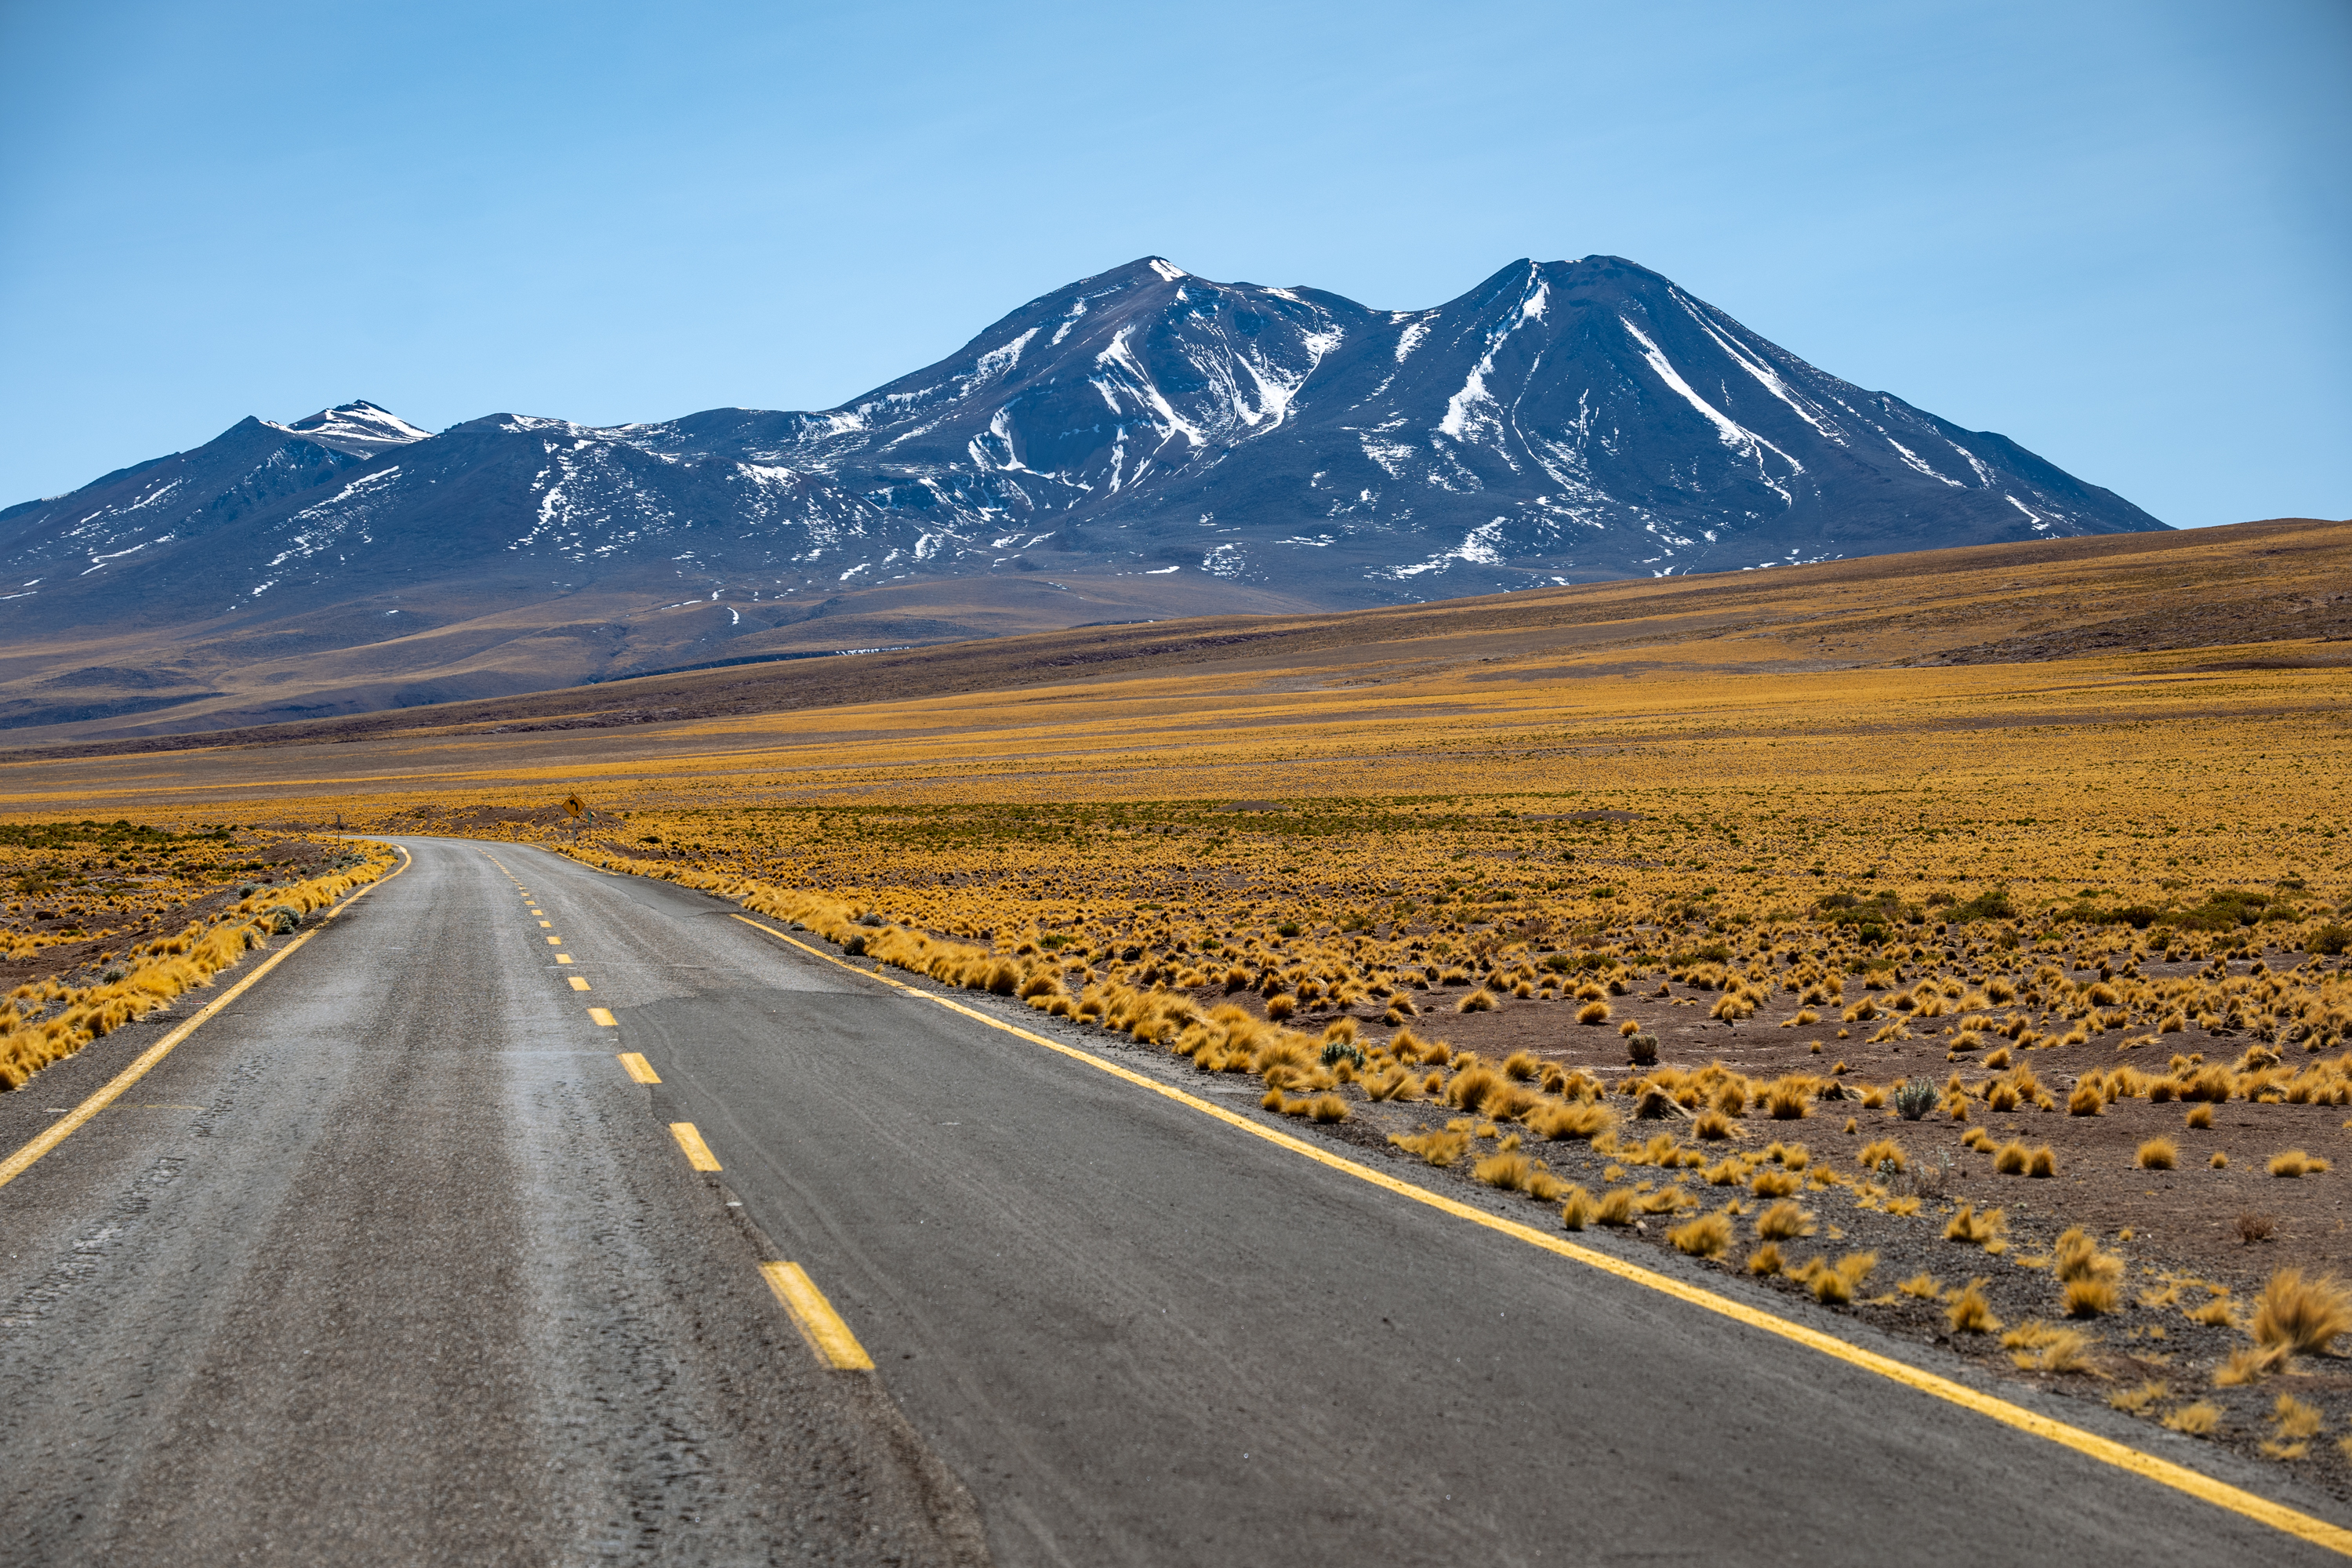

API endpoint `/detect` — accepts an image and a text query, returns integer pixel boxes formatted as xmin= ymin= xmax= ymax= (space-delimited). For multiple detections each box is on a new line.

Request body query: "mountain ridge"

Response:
xmin=0 ymin=254 xmax=2165 ymax=739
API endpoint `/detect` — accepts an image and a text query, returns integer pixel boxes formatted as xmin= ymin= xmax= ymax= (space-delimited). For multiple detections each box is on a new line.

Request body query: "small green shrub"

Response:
xmin=1893 ymin=1079 xmax=1937 ymax=1121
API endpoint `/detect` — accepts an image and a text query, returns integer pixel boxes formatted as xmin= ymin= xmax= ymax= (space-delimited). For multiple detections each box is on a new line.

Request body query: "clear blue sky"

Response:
xmin=3 ymin=0 xmax=2345 ymax=527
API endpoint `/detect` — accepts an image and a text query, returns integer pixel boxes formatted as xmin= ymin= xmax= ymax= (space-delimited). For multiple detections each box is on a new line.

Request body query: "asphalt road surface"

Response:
xmin=1 ymin=837 xmax=2345 ymax=1566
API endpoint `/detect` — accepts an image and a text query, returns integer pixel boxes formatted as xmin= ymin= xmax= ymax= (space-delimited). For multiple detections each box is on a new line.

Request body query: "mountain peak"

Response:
xmin=0 ymin=254 xmax=2166 ymax=740
xmin=270 ymin=401 xmax=433 ymax=457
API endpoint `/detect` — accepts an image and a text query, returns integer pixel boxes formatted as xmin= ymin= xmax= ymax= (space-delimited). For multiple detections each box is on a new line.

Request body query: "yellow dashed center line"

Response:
xmin=760 ymin=1262 xmax=875 ymax=1370
xmin=669 ymin=1122 xmax=722 ymax=1171
xmin=555 ymin=954 xmax=574 ymax=964
xmin=617 ymin=1052 xmax=660 ymax=1084
xmin=587 ymin=1007 xmax=617 ymax=1026
xmin=727 ymin=911 xmax=2352 ymax=1558
xmin=538 ymin=920 xmax=552 ymax=927
xmin=569 ymin=976 xmax=592 ymax=992
xmin=546 ymin=936 xmax=562 ymax=945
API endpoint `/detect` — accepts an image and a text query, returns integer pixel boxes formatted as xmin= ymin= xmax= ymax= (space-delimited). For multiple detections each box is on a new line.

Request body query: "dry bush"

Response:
xmin=2053 ymin=1227 xmax=2124 ymax=1317
xmin=2236 ymin=1210 xmax=2277 ymax=1244
xmin=1669 ymin=1212 xmax=1733 ymax=1258
xmin=2136 ymin=1138 xmax=2178 ymax=1171
xmin=1755 ymin=1200 xmax=1813 ymax=1240
xmin=1388 ymin=1127 xmax=1470 ymax=1167
xmin=2162 ymin=1401 xmax=2222 ymax=1436
xmin=2005 ymin=1321 xmax=2094 ymax=1374
xmin=1559 ymin=1185 xmax=1597 ymax=1230
xmin=2270 ymin=1149 xmax=2330 ymax=1178
xmin=2267 ymin=1394 xmax=2325 ymax=1460
xmin=1526 ymin=1101 xmax=1616 ymax=1142
xmin=1473 ymin=1150 xmax=1567 ymax=1199
xmin=1791 ymin=1250 xmax=1876 ymax=1305
xmin=1592 ymin=1186 xmax=1640 ymax=1227
xmin=2252 ymin=1269 xmax=2352 ymax=1359
xmin=2216 ymin=1347 xmax=2284 ymax=1387
xmin=1945 ymin=1203 xmax=2007 ymax=1247
xmin=1854 ymin=1138 xmax=1907 ymax=1173
xmin=1947 ymin=1279 xmax=2002 ymax=1334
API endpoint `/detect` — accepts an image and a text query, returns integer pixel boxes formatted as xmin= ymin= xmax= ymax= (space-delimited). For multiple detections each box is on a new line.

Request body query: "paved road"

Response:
xmin=1 ymin=838 xmax=2345 ymax=1565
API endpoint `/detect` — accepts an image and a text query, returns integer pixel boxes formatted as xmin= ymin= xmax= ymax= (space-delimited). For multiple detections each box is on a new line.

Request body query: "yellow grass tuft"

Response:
xmin=2053 ymin=1225 xmax=2125 ymax=1317
xmin=2185 ymin=1296 xmax=2237 ymax=1328
xmin=2216 ymin=1346 xmax=2285 ymax=1386
xmin=2004 ymin=1320 xmax=2094 ymax=1374
xmin=2273 ymin=1393 xmax=2325 ymax=1441
xmin=1854 ymin=1138 xmax=1907 ymax=1173
xmin=1526 ymin=1100 xmax=1616 ymax=1142
xmin=1576 ymin=1000 xmax=1611 ymax=1025
xmin=2136 ymin=1138 xmax=2178 ymax=1171
xmin=1593 ymin=1186 xmax=1640 ymax=1227
xmin=2110 ymin=1379 xmax=2168 ymax=1414
xmin=1388 ymin=1127 xmax=1469 ymax=1166
xmin=1791 ymin=1250 xmax=1876 ymax=1305
xmin=1746 ymin=1243 xmax=1785 ymax=1276
xmin=1897 ymin=1271 xmax=1942 ymax=1300
xmin=2162 ymin=1401 xmax=2221 ymax=1436
xmin=2185 ymin=1103 xmax=2213 ymax=1129
xmin=1668 ymin=1212 xmax=1734 ymax=1258
xmin=1755 ymin=1200 xmax=1814 ymax=1241
xmin=2252 ymin=1269 xmax=2352 ymax=1359
xmin=1473 ymin=1149 xmax=1566 ymax=1199
xmin=1947 ymin=1279 xmax=2002 ymax=1334
xmin=2269 ymin=1149 xmax=2329 ymax=1178
xmin=1944 ymin=1202 xmax=2008 ymax=1247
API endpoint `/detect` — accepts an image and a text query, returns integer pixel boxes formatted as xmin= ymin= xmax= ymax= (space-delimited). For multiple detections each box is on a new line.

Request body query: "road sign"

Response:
xmin=564 ymin=795 xmax=586 ymax=819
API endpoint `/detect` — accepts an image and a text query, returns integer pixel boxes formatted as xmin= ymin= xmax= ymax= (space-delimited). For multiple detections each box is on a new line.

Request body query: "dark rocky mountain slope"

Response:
xmin=0 ymin=258 xmax=2162 ymax=738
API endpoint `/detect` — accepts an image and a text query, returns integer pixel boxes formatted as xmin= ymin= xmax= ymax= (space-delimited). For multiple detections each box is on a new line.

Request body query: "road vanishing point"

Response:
xmin=1 ymin=837 xmax=2346 ymax=1565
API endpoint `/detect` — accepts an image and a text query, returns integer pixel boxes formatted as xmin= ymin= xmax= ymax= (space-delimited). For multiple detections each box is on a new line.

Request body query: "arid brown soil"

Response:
xmin=1244 ymin=949 xmax=2352 ymax=1287
xmin=7 ymin=516 xmax=2346 ymax=758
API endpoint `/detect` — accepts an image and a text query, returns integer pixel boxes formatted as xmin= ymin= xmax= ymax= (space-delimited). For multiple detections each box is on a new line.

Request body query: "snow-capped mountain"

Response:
xmin=0 ymin=258 xmax=2163 ymax=735
xmin=271 ymin=399 xmax=435 ymax=457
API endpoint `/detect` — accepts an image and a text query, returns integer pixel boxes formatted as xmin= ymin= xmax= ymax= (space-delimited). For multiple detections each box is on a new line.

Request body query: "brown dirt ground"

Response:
xmin=1242 ymin=951 xmax=2352 ymax=1287
xmin=0 ymin=836 xmax=343 ymax=992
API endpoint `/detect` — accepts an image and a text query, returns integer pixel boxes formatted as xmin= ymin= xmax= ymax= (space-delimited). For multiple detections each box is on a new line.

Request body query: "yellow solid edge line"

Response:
xmin=0 ymin=848 xmax=413 ymax=1192
xmin=760 ymin=1261 xmax=876 ymax=1370
xmin=587 ymin=1007 xmax=618 ymax=1026
xmin=669 ymin=1120 xmax=722 ymax=1171
xmin=616 ymin=1051 xmax=660 ymax=1084
xmin=726 ymin=910 xmax=2352 ymax=1558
